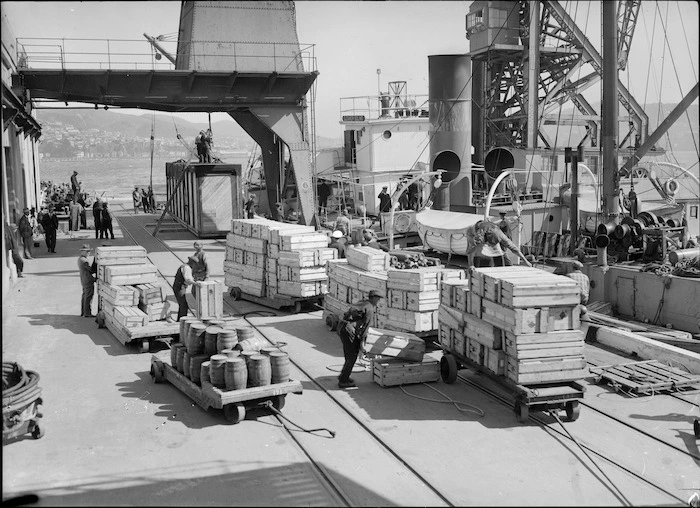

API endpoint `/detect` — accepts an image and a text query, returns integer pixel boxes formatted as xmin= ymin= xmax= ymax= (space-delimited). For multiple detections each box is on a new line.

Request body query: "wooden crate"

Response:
xmin=346 ymin=246 xmax=391 ymax=272
xmin=97 ymin=281 xmax=139 ymax=307
xmin=441 ymin=279 xmax=468 ymax=308
xmin=486 ymin=348 xmax=506 ymax=376
xmin=438 ymin=324 xmax=451 ymax=349
xmin=506 ymin=356 xmax=588 ymax=384
xmin=454 ymin=286 xmax=470 ymax=312
xmin=452 ymin=329 xmax=467 ymax=357
xmin=277 ymin=265 xmax=328 ymax=282
xmin=480 ymin=299 xmax=580 ymax=335
xmin=135 ymin=283 xmax=166 ymax=305
xmin=277 ymin=248 xmax=337 ymax=268
xmin=227 ymin=233 xmax=268 ymax=254
xmin=438 ymin=304 xmax=463 ymax=332
xmin=462 ymin=312 xmax=504 ymax=350
xmin=103 ymin=264 xmax=158 ymax=286
xmin=113 ymin=305 xmax=149 ymax=328
xmin=387 ymin=267 xmax=440 ymax=292
xmin=279 ymin=232 xmax=329 ymax=252
xmin=385 ymin=308 xmax=437 ymax=333
xmin=95 ymin=246 xmax=148 ymax=266
xmin=503 ymin=330 xmax=585 ymax=359
xmin=406 ymin=290 xmax=440 ymax=311
xmin=269 ymin=225 xmax=316 ymax=244
xmin=277 ymin=280 xmax=322 ymax=298
xmin=364 ymin=327 xmax=426 ymax=362
xmin=244 ymin=251 xmax=266 ymax=268
xmin=193 ymin=280 xmax=224 ymax=319
xmin=138 ymin=300 xmax=170 ymax=322
xmin=372 ymin=355 xmax=440 ymax=387
xmin=389 ymin=289 xmax=407 ymax=310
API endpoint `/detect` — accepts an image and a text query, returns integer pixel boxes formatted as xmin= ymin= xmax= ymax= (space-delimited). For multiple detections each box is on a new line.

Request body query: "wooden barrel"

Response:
xmin=236 ymin=326 xmax=255 ymax=341
xmin=217 ymin=329 xmax=238 ymax=353
xmin=182 ymin=319 xmax=202 ymax=351
xmin=200 ymin=361 xmax=211 ymax=384
xmin=224 ymin=358 xmax=248 ymax=391
xmin=247 ymin=354 xmax=272 ymax=388
xmin=182 ymin=352 xmax=191 ymax=380
xmin=187 ymin=323 xmax=207 ymax=355
xmin=270 ymin=351 xmax=290 ymax=384
xmin=208 ymin=319 xmax=227 ymax=328
xmin=261 ymin=347 xmax=280 ymax=356
xmin=221 ymin=349 xmax=240 ymax=359
xmin=179 ymin=317 xmax=197 ymax=347
xmin=189 ymin=354 xmax=209 ymax=385
xmin=176 ymin=347 xmax=186 ymax=373
xmin=240 ymin=350 xmax=258 ymax=368
xmin=204 ymin=326 xmax=222 ymax=356
xmin=171 ymin=343 xmax=186 ymax=367
xmin=209 ymin=354 xmax=227 ymax=388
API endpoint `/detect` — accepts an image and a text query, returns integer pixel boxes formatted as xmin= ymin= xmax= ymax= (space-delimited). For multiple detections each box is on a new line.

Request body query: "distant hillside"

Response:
xmin=35 ymin=109 xmax=342 ymax=149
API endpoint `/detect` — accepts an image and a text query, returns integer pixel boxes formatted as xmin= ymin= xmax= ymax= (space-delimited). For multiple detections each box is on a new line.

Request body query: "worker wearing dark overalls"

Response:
xmin=173 ymin=256 xmax=198 ymax=321
xmin=337 ymin=290 xmax=382 ymax=389
xmin=78 ymin=244 xmax=97 ymax=317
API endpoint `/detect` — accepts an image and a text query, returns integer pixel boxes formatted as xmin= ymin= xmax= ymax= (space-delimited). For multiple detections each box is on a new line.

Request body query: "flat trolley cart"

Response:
xmin=229 ymin=286 xmax=323 ymax=314
xmin=439 ymin=352 xmax=585 ymax=423
xmin=100 ymin=311 xmax=179 ymax=353
xmin=150 ymin=351 xmax=303 ymax=424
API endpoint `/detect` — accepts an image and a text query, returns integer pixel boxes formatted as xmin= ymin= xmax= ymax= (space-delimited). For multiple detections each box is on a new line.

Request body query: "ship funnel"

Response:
xmin=428 ymin=54 xmax=472 ymax=211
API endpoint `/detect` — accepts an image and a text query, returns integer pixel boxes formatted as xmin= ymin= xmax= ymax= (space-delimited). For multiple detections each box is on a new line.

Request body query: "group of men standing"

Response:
xmin=132 ymin=186 xmax=156 ymax=213
xmin=91 ymin=199 xmax=115 ymax=239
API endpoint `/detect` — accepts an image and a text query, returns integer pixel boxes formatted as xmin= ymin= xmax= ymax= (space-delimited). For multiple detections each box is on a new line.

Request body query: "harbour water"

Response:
xmin=39 ymin=152 xmax=251 ymax=204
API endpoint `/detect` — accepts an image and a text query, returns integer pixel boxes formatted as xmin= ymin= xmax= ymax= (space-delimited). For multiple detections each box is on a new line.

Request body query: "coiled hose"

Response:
xmin=3 ymin=362 xmax=42 ymax=415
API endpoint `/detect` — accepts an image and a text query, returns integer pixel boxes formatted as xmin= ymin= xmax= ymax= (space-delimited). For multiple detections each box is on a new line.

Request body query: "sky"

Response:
xmin=2 ymin=1 xmax=698 ymax=140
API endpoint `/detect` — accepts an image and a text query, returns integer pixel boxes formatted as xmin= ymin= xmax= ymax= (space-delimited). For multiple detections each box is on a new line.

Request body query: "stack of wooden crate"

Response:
xmin=384 ymin=267 xmax=466 ymax=334
xmin=96 ymin=246 xmax=165 ymax=332
xmin=324 ymin=246 xmax=390 ymax=328
xmin=438 ymin=266 xmax=587 ymax=384
xmin=325 ymin=246 xmax=465 ymax=336
xmin=224 ymin=218 xmax=336 ymax=300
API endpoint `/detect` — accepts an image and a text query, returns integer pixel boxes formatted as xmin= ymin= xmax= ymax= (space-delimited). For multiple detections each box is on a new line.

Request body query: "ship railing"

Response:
xmin=340 ymin=94 xmax=429 ymax=122
xmin=15 ymin=38 xmax=317 ymax=73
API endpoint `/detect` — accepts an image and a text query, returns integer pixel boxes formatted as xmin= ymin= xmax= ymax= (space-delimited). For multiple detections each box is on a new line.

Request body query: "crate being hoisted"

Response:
xmin=165 ymin=161 xmax=244 ymax=238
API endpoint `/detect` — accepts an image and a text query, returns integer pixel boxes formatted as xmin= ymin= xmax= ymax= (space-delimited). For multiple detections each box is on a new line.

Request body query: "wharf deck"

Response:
xmin=3 ymin=205 xmax=698 ymax=507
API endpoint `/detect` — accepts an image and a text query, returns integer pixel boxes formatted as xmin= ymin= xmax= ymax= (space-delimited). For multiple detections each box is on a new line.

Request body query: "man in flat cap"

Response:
xmin=336 ymin=289 xmax=383 ymax=389
xmin=566 ymin=260 xmax=590 ymax=310
xmin=173 ymin=255 xmax=201 ymax=321
xmin=78 ymin=244 xmax=97 ymax=317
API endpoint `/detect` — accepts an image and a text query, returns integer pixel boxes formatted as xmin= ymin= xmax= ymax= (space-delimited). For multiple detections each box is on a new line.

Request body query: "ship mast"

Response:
xmin=601 ymin=0 xmax=619 ymax=221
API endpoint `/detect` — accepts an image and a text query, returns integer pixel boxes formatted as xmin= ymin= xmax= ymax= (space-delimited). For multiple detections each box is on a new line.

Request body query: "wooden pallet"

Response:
xmin=589 ymin=360 xmax=700 ymax=395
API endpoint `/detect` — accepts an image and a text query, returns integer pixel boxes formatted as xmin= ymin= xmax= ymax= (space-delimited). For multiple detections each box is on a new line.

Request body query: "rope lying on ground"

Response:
xmin=2 ymin=362 xmax=42 ymax=414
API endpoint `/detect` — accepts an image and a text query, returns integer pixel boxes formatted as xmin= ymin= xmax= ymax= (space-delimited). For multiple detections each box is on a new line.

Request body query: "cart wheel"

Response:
xmin=326 ymin=314 xmax=339 ymax=331
xmin=292 ymin=302 xmax=302 ymax=314
xmin=272 ymin=395 xmax=286 ymax=411
xmin=694 ymin=419 xmax=700 ymax=438
xmin=440 ymin=354 xmax=458 ymax=384
xmin=150 ymin=363 xmax=163 ymax=383
xmin=230 ymin=287 xmax=242 ymax=300
xmin=565 ymin=401 xmax=581 ymax=422
xmin=31 ymin=424 xmax=44 ymax=439
xmin=515 ymin=401 xmax=529 ymax=423
xmin=224 ymin=403 xmax=246 ymax=424
xmin=139 ymin=339 xmax=150 ymax=353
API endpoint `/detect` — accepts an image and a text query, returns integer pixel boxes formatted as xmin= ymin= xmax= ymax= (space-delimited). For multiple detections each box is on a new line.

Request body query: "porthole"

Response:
xmin=383 ymin=130 xmax=392 ymax=139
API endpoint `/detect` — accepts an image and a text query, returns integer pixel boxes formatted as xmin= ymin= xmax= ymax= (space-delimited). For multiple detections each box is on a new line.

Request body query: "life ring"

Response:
xmin=394 ymin=212 xmax=411 ymax=234
xmin=664 ymin=179 xmax=679 ymax=196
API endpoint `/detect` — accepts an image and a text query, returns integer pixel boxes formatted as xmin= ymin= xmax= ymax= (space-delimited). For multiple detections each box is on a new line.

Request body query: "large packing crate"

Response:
xmin=346 ymin=245 xmax=391 ymax=272
xmin=95 ymin=246 xmax=148 ymax=266
xmin=135 ymin=283 xmax=166 ymax=305
xmin=193 ymin=280 xmax=224 ymax=319
xmin=97 ymin=280 xmax=139 ymax=307
xmin=372 ymin=355 xmax=440 ymax=387
xmin=101 ymin=264 xmax=158 ymax=286
xmin=363 ymin=327 xmax=426 ymax=362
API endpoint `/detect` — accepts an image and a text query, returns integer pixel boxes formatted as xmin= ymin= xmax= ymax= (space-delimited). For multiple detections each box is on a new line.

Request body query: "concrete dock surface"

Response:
xmin=3 ymin=204 xmax=699 ymax=507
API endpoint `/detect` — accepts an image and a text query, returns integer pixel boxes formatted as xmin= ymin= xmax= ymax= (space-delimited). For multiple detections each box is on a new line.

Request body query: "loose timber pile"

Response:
xmin=438 ymin=266 xmax=587 ymax=384
xmin=96 ymin=246 xmax=171 ymax=337
xmin=224 ymin=218 xmax=337 ymax=301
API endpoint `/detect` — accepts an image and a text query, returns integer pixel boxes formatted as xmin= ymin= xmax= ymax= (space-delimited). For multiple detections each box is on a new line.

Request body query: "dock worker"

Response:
xmin=467 ymin=220 xmax=531 ymax=270
xmin=566 ymin=260 xmax=590 ymax=312
xmin=17 ymin=207 xmax=34 ymax=259
xmin=329 ymin=230 xmax=346 ymax=259
xmin=100 ymin=202 xmax=115 ymax=240
xmin=191 ymin=241 xmax=209 ymax=281
xmin=334 ymin=208 xmax=351 ymax=236
xmin=377 ymin=186 xmax=391 ymax=228
xmin=361 ymin=228 xmax=389 ymax=252
xmin=173 ymin=256 xmax=200 ymax=321
xmin=70 ymin=170 xmax=79 ymax=199
xmin=318 ymin=180 xmax=332 ymax=215
xmin=132 ymin=187 xmax=140 ymax=213
xmin=93 ymin=199 xmax=103 ymax=238
xmin=244 ymin=194 xmax=256 ymax=219
xmin=337 ymin=289 xmax=383 ymax=389
xmin=78 ymin=244 xmax=97 ymax=317
xmin=41 ymin=204 xmax=59 ymax=254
